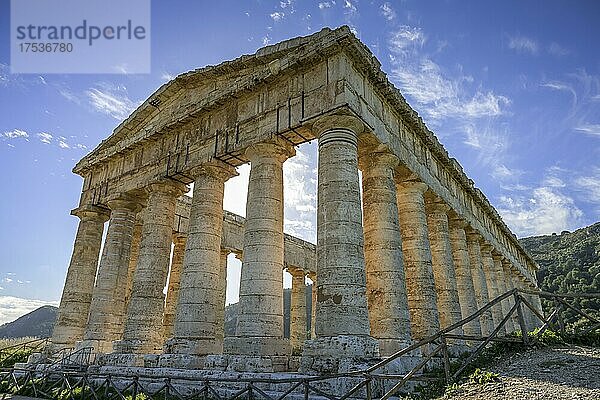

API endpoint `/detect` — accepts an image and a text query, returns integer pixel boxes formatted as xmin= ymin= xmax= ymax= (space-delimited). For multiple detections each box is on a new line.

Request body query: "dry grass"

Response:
xmin=0 ymin=337 xmax=38 ymax=350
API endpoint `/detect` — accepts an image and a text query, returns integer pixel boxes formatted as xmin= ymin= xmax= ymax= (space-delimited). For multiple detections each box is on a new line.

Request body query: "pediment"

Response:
xmin=74 ymin=26 xmax=358 ymax=173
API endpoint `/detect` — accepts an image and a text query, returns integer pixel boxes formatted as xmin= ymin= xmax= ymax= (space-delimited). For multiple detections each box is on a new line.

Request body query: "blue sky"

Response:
xmin=0 ymin=0 xmax=599 ymax=323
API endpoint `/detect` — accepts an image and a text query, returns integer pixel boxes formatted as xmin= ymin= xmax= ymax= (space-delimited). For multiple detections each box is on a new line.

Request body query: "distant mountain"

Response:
xmin=520 ymin=222 xmax=600 ymax=323
xmin=0 ymin=305 xmax=57 ymax=338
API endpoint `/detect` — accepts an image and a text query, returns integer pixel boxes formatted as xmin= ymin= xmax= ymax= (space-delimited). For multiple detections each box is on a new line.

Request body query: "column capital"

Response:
xmin=491 ymin=250 xmax=504 ymax=262
xmin=448 ymin=215 xmax=468 ymax=229
xmin=189 ymin=160 xmax=238 ymax=182
xmin=70 ymin=204 xmax=110 ymax=223
xmin=146 ymin=179 xmax=188 ymax=198
xmin=359 ymin=151 xmax=399 ymax=172
xmin=245 ymin=138 xmax=295 ymax=163
xmin=312 ymin=114 xmax=364 ymax=138
xmin=480 ymin=243 xmax=494 ymax=255
xmin=397 ymin=180 xmax=428 ymax=195
xmin=425 ymin=198 xmax=451 ymax=215
xmin=172 ymin=232 xmax=188 ymax=242
xmin=106 ymin=195 xmax=144 ymax=214
xmin=287 ymin=265 xmax=307 ymax=278
xmin=465 ymin=228 xmax=482 ymax=243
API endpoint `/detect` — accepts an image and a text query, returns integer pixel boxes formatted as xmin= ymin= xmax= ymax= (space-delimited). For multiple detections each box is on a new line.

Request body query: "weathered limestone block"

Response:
xmin=289 ymin=267 xmax=307 ymax=355
xmin=493 ymin=253 xmax=514 ymax=333
xmin=52 ymin=205 xmax=110 ymax=349
xmin=361 ymin=151 xmax=412 ymax=355
xmin=480 ymin=244 xmax=504 ymax=335
xmin=425 ymin=200 xmax=464 ymax=341
xmin=466 ymin=231 xmax=494 ymax=336
xmin=166 ymin=161 xmax=236 ymax=356
xmin=113 ymin=180 xmax=186 ymax=354
xmin=224 ymin=139 xmax=294 ymax=357
xmin=163 ymin=234 xmax=187 ymax=341
xmin=81 ymin=197 xmax=142 ymax=353
xmin=301 ymin=115 xmax=378 ymax=374
xmin=448 ymin=217 xmax=481 ymax=337
xmin=396 ymin=180 xmax=440 ymax=341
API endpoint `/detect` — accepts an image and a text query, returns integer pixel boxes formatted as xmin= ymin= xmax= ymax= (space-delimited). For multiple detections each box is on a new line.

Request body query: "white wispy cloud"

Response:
xmin=389 ymin=26 xmax=426 ymax=55
xmin=574 ymin=167 xmax=600 ymax=212
xmin=3 ymin=129 xmax=29 ymax=140
xmin=344 ymin=0 xmax=357 ymax=14
xmin=37 ymin=132 xmax=53 ymax=144
xmin=497 ymin=186 xmax=583 ymax=237
xmin=380 ymin=2 xmax=396 ymax=20
xmin=85 ymin=84 xmax=138 ymax=120
xmin=318 ymin=1 xmax=334 ymax=9
xmin=508 ymin=35 xmax=539 ymax=55
xmin=574 ymin=124 xmax=600 ymax=137
xmin=0 ymin=296 xmax=59 ymax=325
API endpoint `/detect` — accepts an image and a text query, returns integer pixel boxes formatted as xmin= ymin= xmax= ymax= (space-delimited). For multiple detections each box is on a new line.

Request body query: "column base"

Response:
xmin=300 ymin=335 xmax=380 ymax=374
xmin=223 ymin=337 xmax=291 ymax=356
xmin=377 ymin=338 xmax=414 ymax=357
xmin=112 ymin=339 xmax=160 ymax=355
xmin=203 ymin=354 xmax=290 ymax=372
xmin=76 ymin=339 xmax=113 ymax=354
xmin=163 ymin=338 xmax=223 ymax=355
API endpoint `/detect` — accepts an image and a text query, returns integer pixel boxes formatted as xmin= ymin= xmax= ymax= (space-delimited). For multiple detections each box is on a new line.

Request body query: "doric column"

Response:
xmin=163 ymin=233 xmax=187 ymax=341
xmin=425 ymin=200 xmax=463 ymax=337
xmin=301 ymin=115 xmax=378 ymax=372
xmin=52 ymin=205 xmax=110 ymax=349
xmin=114 ymin=180 xmax=186 ymax=354
xmin=215 ymin=250 xmax=229 ymax=342
xmin=448 ymin=217 xmax=481 ymax=336
xmin=361 ymin=151 xmax=411 ymax=355
xmin=81 ymin=197 xmax=142 ymax=353
xmin=289 ymin=267 xmax=307 ymax=355
xmin=124 ymin=221 xmax=142 ymax=311
xmin=466 ymin=231 xmax=494 ymax=336
xmin=480 ymin=244 xmax=504 ymax=334
xmin=224 ymin=139 xmax=294 ymax=356
xmin=493 ymin=253 xmax=514 ymax=333
xmin=502 ymin=259 xmax=521 ymax=332
xmin=167 ymin=161 xmax=236 ymax=355
xmin=308 ymin=272 xmax=316 ymax=339
xmin=396 ymin=180 xmax=440 ymax=341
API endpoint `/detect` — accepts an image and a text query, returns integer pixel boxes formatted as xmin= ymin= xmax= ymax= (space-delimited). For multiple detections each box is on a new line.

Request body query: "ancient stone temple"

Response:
xmin=51 ymin=26 xmax=543 ymax=375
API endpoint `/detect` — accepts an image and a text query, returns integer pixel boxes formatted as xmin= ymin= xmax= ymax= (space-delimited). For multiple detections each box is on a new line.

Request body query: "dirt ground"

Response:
xmin=438 ymin=345 xmax=600 ymax=400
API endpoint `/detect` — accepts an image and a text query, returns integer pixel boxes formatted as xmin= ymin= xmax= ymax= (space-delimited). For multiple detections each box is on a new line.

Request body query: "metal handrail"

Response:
xmin=0 ymin=289 xmax=597 ymax=400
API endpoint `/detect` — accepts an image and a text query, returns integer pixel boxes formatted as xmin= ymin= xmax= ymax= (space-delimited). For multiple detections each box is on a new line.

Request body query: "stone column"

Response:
xmin=396 ymin=181 xmax=440 ymax=341
xmin=215 ymin=250 xmax=229 ymax=342
xmin=308 ymin=272 xmax=317 ymax=339
xmin=480 ymin=244 xmax=504 ymax=334
xmin=502 ymin=260 xmax=521 ymax=332
xmin=448 ymin=217 xmax=481 ymax=337
xmin=361 ymin=151 xmax=412 ymax=355
xmin=52 ymin=205 xmax=110 ymax=349
xmin=167 ymin=162 xmax=236 ymax=356
xmin=493 ymin=253 xmax=514 ymax=333
xmin=124 ymin=221 xmax=142 ymax=311
xmin=81 ymin=197 xmax=142 ymax=353
xmin=466 ymin=231 xmax=494 ymax=336
xmin=425 ymin=200 xmax=464 ymax=337
xmin=163 ymin=233 xmax=187 ymax=341
xmin=224 ymin=139 xmax=294 ymax=357
xmin=113 ymin=180 xmax=186 ymax=354
xmin=289 ymin=267 xmax=307 ymax=355
xmin=301 ymin=115 xmax=378 ymax=374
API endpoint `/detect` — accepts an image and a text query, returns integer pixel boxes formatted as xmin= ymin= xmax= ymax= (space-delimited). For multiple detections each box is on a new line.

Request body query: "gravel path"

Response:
xmin=440 ymin=346 xmax=600 ymax=400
